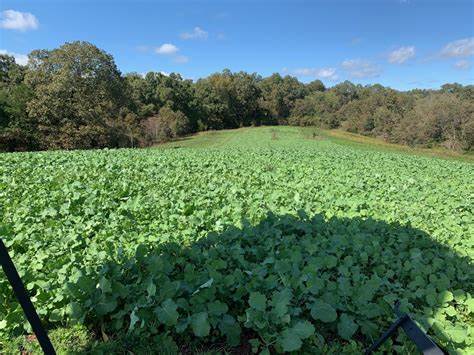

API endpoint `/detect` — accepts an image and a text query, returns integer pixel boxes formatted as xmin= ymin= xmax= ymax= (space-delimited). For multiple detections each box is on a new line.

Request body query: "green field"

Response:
xmin=1 ymin=126 xmax=473 ymax=354
xmin=163 ymin=126 xmax=474 ymax=162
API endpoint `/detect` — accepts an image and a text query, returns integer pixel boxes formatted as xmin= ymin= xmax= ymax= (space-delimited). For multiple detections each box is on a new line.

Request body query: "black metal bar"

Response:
xmin=364 ymin=314 xmax=408 ymax=355
xmin=0 ymin=238 xmax=56 ymax=355
xmin=366 ymin=301 xmax=445 ymax=355
xmin=400 ymin=317 xmax=444 ymax=355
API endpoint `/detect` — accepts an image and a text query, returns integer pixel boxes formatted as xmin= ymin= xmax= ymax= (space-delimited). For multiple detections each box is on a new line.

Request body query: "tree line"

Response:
xmin=1 ymin=41 xmax=473 ymax=152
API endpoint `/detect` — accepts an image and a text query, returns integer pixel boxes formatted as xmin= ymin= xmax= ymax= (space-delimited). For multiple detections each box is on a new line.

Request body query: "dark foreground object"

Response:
xmin=366 ymin=301 xmax=445 ymax=355
xmin=0 ymin=238 xmax=56 ymax=355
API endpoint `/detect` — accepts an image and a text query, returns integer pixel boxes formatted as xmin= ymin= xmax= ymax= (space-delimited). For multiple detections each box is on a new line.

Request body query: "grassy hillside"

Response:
xmin=162 ymin=126 xmax=474 ymax=162
xmin=1 ymin=126 xmax=473 ymax=354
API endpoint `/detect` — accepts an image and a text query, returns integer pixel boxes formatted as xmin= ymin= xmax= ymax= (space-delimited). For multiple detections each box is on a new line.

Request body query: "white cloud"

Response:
xmin=153 ymin=44 xmax=189 ymax=63
xmin=139 ymin=71 xmax=170 ymax=77
xmin=441 ymin=37 xmax=474 ymax=58
xmin=180 ymin=26 xmax=208 ymax=40
xmin=341 ymin=59 xmax=381 ymax=78
xmin=0 ymin=10 xmax=38 ymax=31
xmin=318 ymin=68 xmax=338 ymax=80
xmin=293 ymin=67 xmax=338 ymax=81
xmin=292 ymin=68 xmax=314 ymax=76
xmin=388 ymin=46 xmax=415 ymax=64
xmin=0 ymin=49 xmax=28 ymax=65
xmin=453 ymin=59 xmax=471 ymax=70
xmin=174 ymin=55 xmax=189 ymax=64
xmin=155 ymin=43 xmax=179 ymax=55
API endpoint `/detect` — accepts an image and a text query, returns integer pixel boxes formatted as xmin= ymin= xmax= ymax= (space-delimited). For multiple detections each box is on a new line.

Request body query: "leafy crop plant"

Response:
xmin=1 ymin=127 xmax=473 ymax=353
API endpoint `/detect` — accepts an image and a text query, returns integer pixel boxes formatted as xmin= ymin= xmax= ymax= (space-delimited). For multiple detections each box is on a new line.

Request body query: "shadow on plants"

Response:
xmin=10 ymin=211 xmax=473 ymax=354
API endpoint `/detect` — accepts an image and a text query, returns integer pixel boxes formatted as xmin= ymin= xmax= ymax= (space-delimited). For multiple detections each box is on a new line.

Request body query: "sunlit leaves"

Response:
xmin=0 ymin=127 xmax=472 ymax=353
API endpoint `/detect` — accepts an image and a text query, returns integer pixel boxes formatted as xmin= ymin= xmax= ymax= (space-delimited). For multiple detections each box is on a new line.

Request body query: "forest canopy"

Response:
xmin=1 ymin=41 xmax=473 ymax=152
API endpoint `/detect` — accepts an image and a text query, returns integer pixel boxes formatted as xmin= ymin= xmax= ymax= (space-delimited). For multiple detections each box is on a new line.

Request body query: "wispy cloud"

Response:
xmin=351 ymin=37 xmax=362 ymax=46
xmin=407 ymin=79 xmax=439 ymax=87
xmin=317 ymin=68 xmax=338 ymax=80
xmin=0 ymin=10 xmax=38 ymax=31
xmin=341 ymin=59 xmax=381 ymax=78
xmin=290 ymin=60 xmax=383 ymax=81
xmin=388 ymin=46 xmax=415 ymax=64
xmin=453 ymin=59 xmax=471 ymax=70
xmin=153 ymin=43 xmax=189 ymax=64
xmin=0 ymin=49 xmax=28 ymax=65
xmin=155 ymin=43 xmax=179 ymax=55
xmin=180 ymin=27 xmax=208 ymax=40
xmin=292 ymin=67 xmax=338 ymax=81
xmin=440 ymin=37 xmax=474 ymax=58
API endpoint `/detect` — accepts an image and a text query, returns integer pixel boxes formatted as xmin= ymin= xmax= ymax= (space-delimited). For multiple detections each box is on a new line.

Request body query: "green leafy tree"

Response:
xmin=25 ymin=41 xmax=127 ymax=149
xmin=331 ymin=80 xmax=360 ymax=105
xmin=290 ymin=91 xmax=340 ymax=128
xmin=393 ymin=93 xmax=474 ymax=150
xmin=259 ymin=73 xmax=307 ymax=121
xmin=195 ymin=69 xmax=263 ymax=129
xmin=1 ymin=41 xmax=473 ymax=152
xmin=142 ymin=106 xmax=191 ymax=143
xmin=126 ymin=72 xmax=199 ymax=130
xmin=306 ymin=79 xmax=325 ymax=93
xmin=0 ymin=54 xmax=35 ymax=151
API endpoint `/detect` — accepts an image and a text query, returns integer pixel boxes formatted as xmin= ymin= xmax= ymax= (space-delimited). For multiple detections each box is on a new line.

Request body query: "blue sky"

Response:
xmin=0 ymin=0 xmax=473 ymax=90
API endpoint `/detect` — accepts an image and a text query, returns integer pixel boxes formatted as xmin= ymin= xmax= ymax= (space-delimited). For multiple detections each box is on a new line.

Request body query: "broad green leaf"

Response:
xmin=465 ymin=298 xmax=474 ymax=314
xmin=249 ymin=292 xmax=266 ymax=311
xmin=191 ymin=312 xmax=210 ymax=337
xmin=338 ymin=313 xmax=359 ymax=340
xmin=439 ymin=290 xmax=454 ymax=304
xmin=447 ymin=326 xmax=467 ymax=344
xmin=208 ymin=301 xmax=228 ymax=316
xmin=95 ymin=299 xmax=117 ymax=316
xmin=99 ymin=277 xmax=112 ymax=293
xmin=278 ymin=328 xmax=302 ymax=352
xmin=292 ymin=320 xmax=315 ymax=339
xmin=155 ymin=299 xmax=179 ymax=326
xmin=271 ymin=288 xmax=292 ymax=318
xmin=311 ymin=300 xmax=337 ymax=323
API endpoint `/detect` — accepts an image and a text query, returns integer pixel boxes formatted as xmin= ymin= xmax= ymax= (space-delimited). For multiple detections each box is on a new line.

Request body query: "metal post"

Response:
xmin=0 ymin=239 xmax=56 ymax=355
xmin=366 ymin=301 xmax=445 ymax=355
